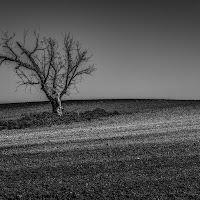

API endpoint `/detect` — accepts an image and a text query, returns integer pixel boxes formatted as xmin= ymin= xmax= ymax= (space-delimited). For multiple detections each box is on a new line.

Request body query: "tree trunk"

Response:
xmin=50 ymin=96 xmax=63 ymax=116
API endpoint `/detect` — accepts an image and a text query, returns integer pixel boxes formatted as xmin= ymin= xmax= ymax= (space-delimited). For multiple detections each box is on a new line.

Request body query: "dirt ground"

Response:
xmin=1 ymin=100 xmax=200 ymax=199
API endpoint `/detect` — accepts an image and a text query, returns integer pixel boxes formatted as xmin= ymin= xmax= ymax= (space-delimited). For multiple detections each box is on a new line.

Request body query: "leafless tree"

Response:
xmin=0 ymin=30 xmax=96 ymax=116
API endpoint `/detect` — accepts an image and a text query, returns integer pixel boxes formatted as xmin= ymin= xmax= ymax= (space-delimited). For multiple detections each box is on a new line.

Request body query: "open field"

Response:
xmin=1 ymin=99 xmax=200 ymax=199
xmin=0 ymin=99 xmax=199 ymax=121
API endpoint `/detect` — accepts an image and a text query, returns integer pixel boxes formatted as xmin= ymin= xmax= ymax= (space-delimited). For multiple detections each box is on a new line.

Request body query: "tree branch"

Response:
xmin=0 ymin=30 xmax=96 ymax=106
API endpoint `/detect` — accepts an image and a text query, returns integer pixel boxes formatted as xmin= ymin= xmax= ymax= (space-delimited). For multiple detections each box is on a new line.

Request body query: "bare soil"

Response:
xmin=0 ymin=99 xmax=200 ymax=199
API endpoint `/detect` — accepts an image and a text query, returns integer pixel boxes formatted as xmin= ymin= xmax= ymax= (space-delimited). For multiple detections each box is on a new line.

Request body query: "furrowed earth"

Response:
xmin=0 ymin=99 xmax=200 ymax=199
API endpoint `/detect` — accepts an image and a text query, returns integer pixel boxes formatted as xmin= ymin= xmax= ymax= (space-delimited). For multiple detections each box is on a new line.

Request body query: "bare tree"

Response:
xmin=0 ymin=30 xmax=96 ymax=116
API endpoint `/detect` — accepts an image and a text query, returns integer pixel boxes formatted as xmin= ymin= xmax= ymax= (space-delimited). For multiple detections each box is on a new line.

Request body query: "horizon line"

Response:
xmin=0 ymin=97 xmax=200 ymax=105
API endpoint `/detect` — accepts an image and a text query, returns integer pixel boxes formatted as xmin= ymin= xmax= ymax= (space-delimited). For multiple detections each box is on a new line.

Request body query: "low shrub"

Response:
xmin=111 ymin=110 xmax=120 ymax=115
xmin=0 ymin=108 xmax=120 ymax=131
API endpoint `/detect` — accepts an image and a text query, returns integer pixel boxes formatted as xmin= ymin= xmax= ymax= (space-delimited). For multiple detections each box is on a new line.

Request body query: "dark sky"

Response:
xmin=0 ymin=0 xmax=200 ymax=103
